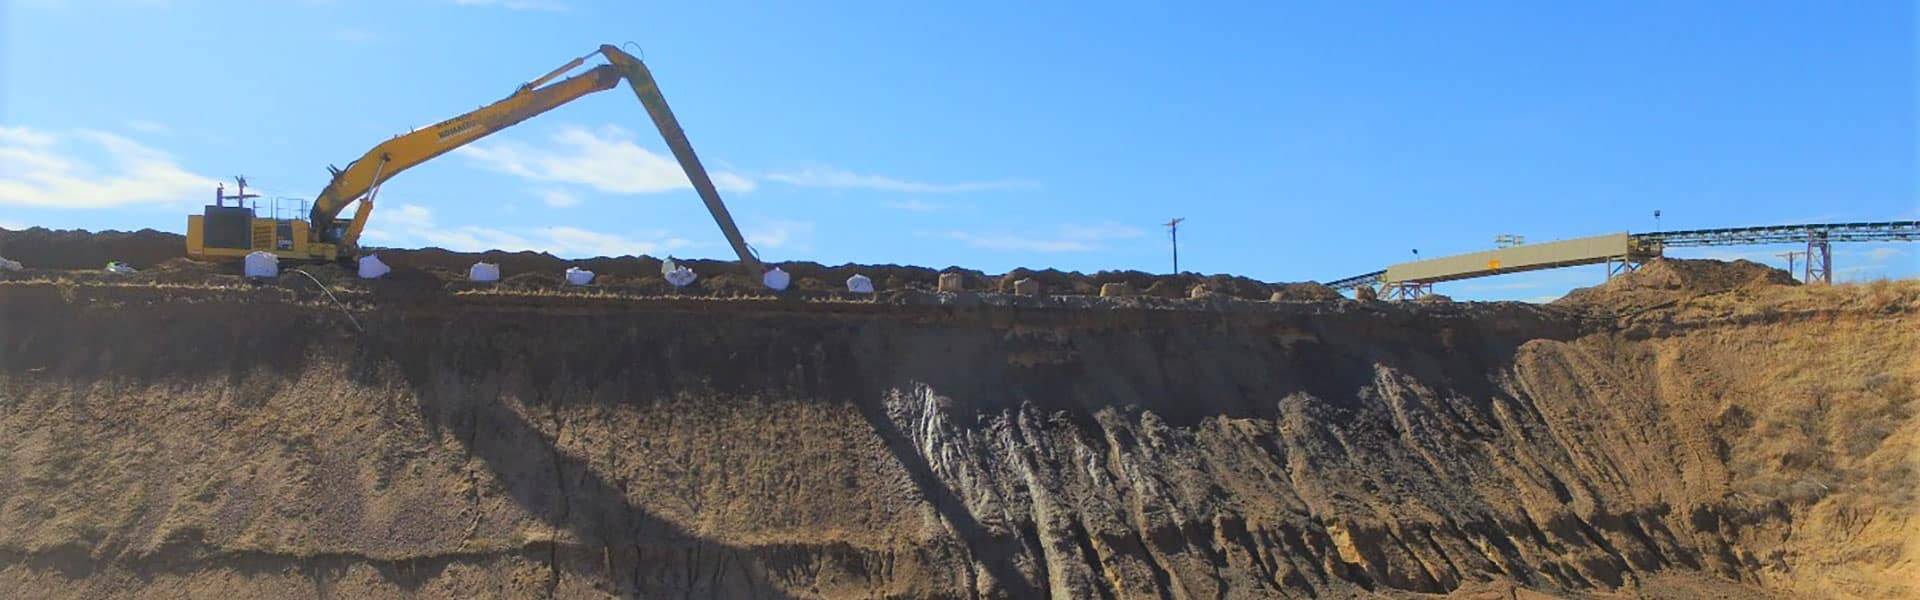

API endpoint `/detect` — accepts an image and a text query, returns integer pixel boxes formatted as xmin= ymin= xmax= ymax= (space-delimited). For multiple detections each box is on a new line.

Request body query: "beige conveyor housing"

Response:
xmin=1383 ymin=232 xmax=1660 ymax=284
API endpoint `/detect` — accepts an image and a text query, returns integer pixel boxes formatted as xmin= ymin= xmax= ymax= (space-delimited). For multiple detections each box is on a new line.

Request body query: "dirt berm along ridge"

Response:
xmin=1 ymin=241 xmax=1915 ymax=597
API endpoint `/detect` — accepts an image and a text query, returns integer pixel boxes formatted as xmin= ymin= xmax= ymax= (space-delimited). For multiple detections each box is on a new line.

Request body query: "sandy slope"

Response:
xmin=0 ymin=257 xmax=1912 ymax=598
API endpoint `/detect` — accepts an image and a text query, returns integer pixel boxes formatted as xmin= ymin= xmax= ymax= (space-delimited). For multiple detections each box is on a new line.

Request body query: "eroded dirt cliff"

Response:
xmin=1 ymin=261 xmax=1913 ymax=598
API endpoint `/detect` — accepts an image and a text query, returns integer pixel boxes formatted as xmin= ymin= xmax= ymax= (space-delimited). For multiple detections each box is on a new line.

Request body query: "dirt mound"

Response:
xmin=0 ymin=227 xmax=184 ymax=270
xmin=1270 ymin=282 xmax=1344 ymax=301
xmin=1558 ymin=258 xmax=1798 ymax=310
xmin=0 ymin=228 xmax=1332 ymax=302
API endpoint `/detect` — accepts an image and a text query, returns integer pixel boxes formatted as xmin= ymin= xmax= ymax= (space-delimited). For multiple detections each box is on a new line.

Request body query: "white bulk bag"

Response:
xmin=665 ymin=266 xmax=697 ymax=287
xmin=468 ymin=262 xmax=500 ymax=282
xmin=244 ymin=251 xmax=278 ymax=279
xmin=762 ymin=267 xmax=790 ymax=291
xmin=357 ymin=254 xmax=390 ymax=279
xmin=564 ymin=267 xmax=595 ymax=286
xmin=846 ymin=274 xmax=874 ymax=294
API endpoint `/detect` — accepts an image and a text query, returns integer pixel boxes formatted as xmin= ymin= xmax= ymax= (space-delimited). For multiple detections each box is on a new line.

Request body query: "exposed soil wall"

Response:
xmin=0 ymin=246 xmax=1914 ymax=598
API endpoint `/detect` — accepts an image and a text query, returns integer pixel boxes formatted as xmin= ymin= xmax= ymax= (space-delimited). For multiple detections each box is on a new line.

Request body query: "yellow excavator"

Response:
xmin=185 ymin=44 xmax=764 ymax=276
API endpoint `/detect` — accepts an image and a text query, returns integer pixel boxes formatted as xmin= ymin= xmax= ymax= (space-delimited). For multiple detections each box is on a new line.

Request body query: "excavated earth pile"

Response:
xmin=1 ymin=231 xmax=1916 ymax=598
xmin=0 ymin=227 xmax=1313 ymax=300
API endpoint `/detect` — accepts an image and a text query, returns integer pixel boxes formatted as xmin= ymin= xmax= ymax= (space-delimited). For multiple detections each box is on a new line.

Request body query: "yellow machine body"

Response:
xmin=184 ymin=44 xmax=761 ymax=276
xmin=186 ymin=211 xmax=338 ymax=261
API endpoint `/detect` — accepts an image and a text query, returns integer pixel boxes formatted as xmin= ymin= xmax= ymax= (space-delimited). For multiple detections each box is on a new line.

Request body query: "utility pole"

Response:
xmin=1164 ymin=218 xmax=1185 ymax=274
xmin=1777 ymin=250 xmax=1804 ymax=275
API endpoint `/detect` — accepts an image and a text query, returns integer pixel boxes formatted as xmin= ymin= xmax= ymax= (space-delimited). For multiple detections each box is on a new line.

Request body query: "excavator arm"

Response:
xmin=306 ymin=45 xmax=762 ymax=275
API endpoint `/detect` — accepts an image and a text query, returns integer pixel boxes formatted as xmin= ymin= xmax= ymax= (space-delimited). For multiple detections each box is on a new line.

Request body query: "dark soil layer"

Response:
xmin=0 ymin=227 xmax=1334 ymax=301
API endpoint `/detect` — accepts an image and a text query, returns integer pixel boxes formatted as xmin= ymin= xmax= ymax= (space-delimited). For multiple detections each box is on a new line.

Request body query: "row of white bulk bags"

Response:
xmin=240 ymin=256 xmax=862 ymax=294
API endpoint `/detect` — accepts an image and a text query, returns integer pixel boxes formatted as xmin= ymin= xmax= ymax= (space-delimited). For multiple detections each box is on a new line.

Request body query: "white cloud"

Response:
xmin=458 ymin=125 xmax=754 ymax=195
xmin=450 ymin=0 xmax=568 ymax=10
xmin=358 ymin=202 xmax=686 ymax=257
xmin=938 ymin=222 xmax=1145 ymax=253
xmin=359 ymin=203 xmax=434 ymax=242
xmin=384 ymin=203 xmax=435 ymax=228
xmin=745 ymin=218 xmax=814 ymax=251
xmin=766 ymin=167 xmax=1034 ymax=194
xmin=1864 ymin=247 xmax=1902 ymax=261
xmin=0 ymin=126 xmax=218 ymax=209
xmin=0 ymin=219 xmax=25 ymax=230
xmin=538 ymin=189 xmax=579 ymax=207
xmin=0 ymin=126 xmax=56 ymax=147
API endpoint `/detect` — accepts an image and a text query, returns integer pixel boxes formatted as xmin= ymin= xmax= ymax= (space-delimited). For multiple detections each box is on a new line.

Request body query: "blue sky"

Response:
xmin=3 ymin=1 xmax=1914 ymax=300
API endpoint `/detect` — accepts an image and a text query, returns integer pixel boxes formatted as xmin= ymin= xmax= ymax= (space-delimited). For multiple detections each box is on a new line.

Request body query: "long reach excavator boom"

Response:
xmin=186 ymin=44 xmax=764 ymax=277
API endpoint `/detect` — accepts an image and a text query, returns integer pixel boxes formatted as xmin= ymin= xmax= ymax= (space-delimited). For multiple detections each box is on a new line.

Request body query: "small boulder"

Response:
xmin=1012 ymin=278 xmax=1041 ymax=296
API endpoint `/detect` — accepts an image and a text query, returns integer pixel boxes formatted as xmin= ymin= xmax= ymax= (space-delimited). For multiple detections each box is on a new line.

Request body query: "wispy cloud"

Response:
xmin=361 ymin=202 xmax=689 ymax=257
xmin=448 ymin=0 xmax=568 ymax=11
xmin=766 ymin=167 xmax=1035 ymax=194
xmin=538 ymin=189 xmax=579 ymax=207
xmin=1862 ymin=247 xmax=1903 ymax=262
xmin=745 ymin=218 xmax=814 ymax=251
xmin=457 ymin=125 xmax=754 ymax=195
xmin=937 ymin=222 xmax=1145 ymax=253
xmin=0 ymin=125 xmax=217 ymax=209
